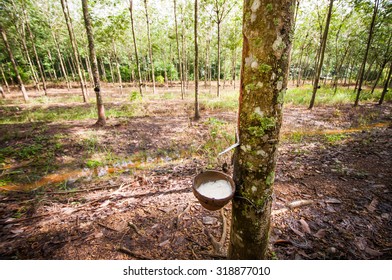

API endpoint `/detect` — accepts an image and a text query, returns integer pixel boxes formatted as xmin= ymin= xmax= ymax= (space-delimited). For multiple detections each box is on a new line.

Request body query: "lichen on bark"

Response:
xmin=229 ymin=0 xmax=295 ymax=260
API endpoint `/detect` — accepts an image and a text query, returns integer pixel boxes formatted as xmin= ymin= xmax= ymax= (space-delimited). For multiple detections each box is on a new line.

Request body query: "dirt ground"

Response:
xmin=0 ymin=87 xmax=391 ymax=260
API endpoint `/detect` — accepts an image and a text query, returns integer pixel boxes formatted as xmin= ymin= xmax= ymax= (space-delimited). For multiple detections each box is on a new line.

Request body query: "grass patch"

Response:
xmin=324 ymin=133 xmax=350 ymax=144
xmin=200 ymin=90 xmax=239 ymax=111
xmin=285 ymin=86 xmax=390 ymax=106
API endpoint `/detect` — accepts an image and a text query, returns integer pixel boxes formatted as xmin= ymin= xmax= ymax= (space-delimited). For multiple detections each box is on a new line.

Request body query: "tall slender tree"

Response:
xmin=194 ymin=0 xmax=200 ymax=120
xmin=174 ymin=0 xmax=185 ymax=99
xmin=355 ymin=0 xmax=380 ymax=106
xmin=229 ymin=0 xmax=295 ymax=259
xmin=0 ymin=64 xmax=10 ymax=94
xmin=0 ymin=24 xmax=29 ymax=102
xmin=129 ymin=0 xmax=143 ymax=96
xmin=144 ymin=0 xmax=156 ymax=94
xmin=212 ymin=0 xmax=234 ymax=97
xmin=378 ymin=62 xmax=392 ymax=105
xmin=81 ymin=0 xmax=106 ymax=126
xmin=308 ymin=0 xmax=334 ymax=110
xmin=22 ymin=3 xmax=48 ymax=95
xmin=60 ymin=0 xmax=88 ymax=102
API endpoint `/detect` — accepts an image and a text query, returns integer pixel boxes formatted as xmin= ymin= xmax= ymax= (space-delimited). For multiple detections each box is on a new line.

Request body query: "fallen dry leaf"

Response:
xmin=299 ymin=219 xmax=311 ymax=234
xmin=313 ymin=229 xmax=326 ymax=239
xmin=365 ymin=247 xmax=383 ymax=257
xmin=366 ymin=198 xmax=378 ymax=212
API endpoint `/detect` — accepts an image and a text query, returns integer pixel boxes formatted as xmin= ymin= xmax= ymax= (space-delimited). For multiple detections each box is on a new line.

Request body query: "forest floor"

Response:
xmin=0 ymin=85 xmax=391 ymax=260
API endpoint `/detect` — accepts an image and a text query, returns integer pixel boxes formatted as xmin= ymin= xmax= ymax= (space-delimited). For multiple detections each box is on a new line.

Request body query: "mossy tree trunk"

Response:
xmin=81 ymin=0 xmax=106 ymax=126
xmin=228 ymin=0 xmax=295 ymax=260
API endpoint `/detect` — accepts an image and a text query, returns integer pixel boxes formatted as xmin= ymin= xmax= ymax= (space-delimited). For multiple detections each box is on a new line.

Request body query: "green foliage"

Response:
xmin=129 ymin=91 xmax=142 ymax=102
xmin=156 ymin=75 xmax=165 ymax=83
xmin=85 ymin=159 xmax=102 ymax=168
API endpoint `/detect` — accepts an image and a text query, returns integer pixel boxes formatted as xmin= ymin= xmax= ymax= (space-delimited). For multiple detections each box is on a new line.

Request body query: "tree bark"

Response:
xmin=144 ymin=0 xmax=156 ymax=93
xmin=229 ymin=0 xmax=294 ymax=259
xmin=81 ymin=0 xmax=106 ymax=126
xmin=354 ymin=0 xmax=379 ymax=106
xmin=378 ymin=62 xmax=392 ymax=105
xmin=129 ymin=0 xmax=143 ymax=96
xmin=0 ymin=25 xmax=29 ymax=102
xmin=194 ymin=0 xmax=200 ymax=120
xmin=309 ymin=0 xmax=333 ymax=109
xmin=60 ymin=0 xmax=88 ymax=102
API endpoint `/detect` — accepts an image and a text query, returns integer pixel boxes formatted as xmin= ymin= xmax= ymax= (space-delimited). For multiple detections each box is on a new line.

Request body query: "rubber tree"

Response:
xmin=212 ymin=0 xmax=234 ymax=97
xmin=378 ymin=62 xmax=392 ymax=105
xmin=194 ymin=0 xmax=200 ymax=120
xmin=60 ymin=0 xmax=88 ymax=102
xmin=144 ymin=0 xmax=156 ymax=94
xmin=228 ymin=0 xmax=295 ymax=259
xmin=174 ymin=0 xmax=185 ymax=99
xmin=81 ymin=0 xmax=106 ymax=126
xmin=0 ymin=24 xmax=29 ymax=102
xmin=354 ymin=0 xmax=379 ymax=106
xmin=309 ymin=0 xmax=334 ymax=110
xmin=129 ymin=0 xmax=143 ymax=96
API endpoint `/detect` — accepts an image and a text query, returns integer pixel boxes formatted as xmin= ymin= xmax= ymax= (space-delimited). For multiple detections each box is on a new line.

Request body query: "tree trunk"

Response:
xmin=0 ymin=25 xmax=29 ymax=102
xmin=129 ymin=0 xmax=143 ymax=96
xmin=173 ymin=0 xmax=184 ymax=98
xmin=99 ymin=58 xmax=107 ymax=82
xmin=0 ymin=64 xmax=10 ymax=93
xmin=217 ymin=21 xmax=221 ymax=97
xmin=48 ymin=11 xmax=70 ymax=89
xmin=108 ymin=59 xmax=115 ymax=85
xmin=82 ymin=0 xmax=105 ymax=126
xmin=16 ymin=21 xmax=41 ymax=92
xmin=309 ymin=0 xmax=333 ymax=109
xmin=22 ymin=7 xmax=48 ymax=95
xmin=194 ymin=0 xmax=200 ymax=120
xmin=232 ymin=48 xmax=237 ymax=89
xmin=60 ymin=0 xmax=88 ymax=102
xmin=378 ymin=62 xmax=392 ymax=105
xmin=112 ymin=40 xmax=123 ymax=94
xmin=67 ymin=57 xmax=76 ymax=81
xmin=47 ymin=49 xmax=58 ymax=80
xmin=371 ymin=60 xmax=387 ymax=94
xmin=144 ymin=0 xmax=156 ymax=94
xmin=354 ymin=0 xmax=379 ymax=106
xmin=229 ymin=0 xmax=294 ymax=259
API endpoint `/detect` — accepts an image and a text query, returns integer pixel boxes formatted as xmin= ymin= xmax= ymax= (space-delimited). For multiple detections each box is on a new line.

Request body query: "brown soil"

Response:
xmin=0 ymin=87 xmax=391 ymax=260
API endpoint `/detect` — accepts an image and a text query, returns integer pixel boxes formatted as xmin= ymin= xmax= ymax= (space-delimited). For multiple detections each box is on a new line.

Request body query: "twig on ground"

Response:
xmin=128 ymin=222 xmax=141 ymax=236
xmin=97 ymin=222 xmax=119 ymax=232
xmin=206 ymin=208 xmax=228 ymax=255
xmin=117 ymin=246 xmax=150 ymax=260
